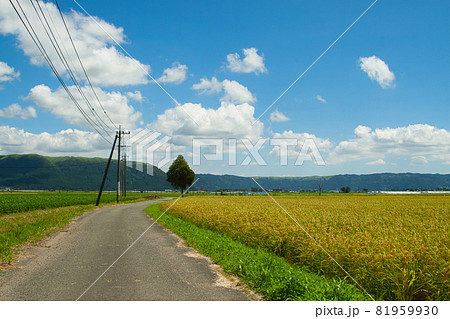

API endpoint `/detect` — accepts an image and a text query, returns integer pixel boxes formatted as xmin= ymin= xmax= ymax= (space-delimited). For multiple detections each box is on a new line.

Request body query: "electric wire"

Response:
xmin=30 ymin=0 xmax=113 ymax=134
xmin=36 ymin=0 xmax=115 ymax=133
xmin=9 ymin=0 xmax=107 ymax=142
xmin=53 ymin=0 xmax=118 ymax=131
xmin=10 ymin=0 xmax=110 ymax=141
xmin=8 ymin=0 xmax=112 ymax=143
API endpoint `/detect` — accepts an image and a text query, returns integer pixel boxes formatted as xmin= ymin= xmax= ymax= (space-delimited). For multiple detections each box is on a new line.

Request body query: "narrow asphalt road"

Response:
xmin=0 ymin=199 xmax=250 ymax=301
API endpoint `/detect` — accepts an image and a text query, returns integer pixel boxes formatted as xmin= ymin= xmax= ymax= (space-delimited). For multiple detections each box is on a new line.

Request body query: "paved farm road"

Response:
xmin=0 ymin=199 xmax=250 ymax=300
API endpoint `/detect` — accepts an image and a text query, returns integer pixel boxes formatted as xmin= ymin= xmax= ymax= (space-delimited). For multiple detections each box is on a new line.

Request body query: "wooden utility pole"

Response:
xmin=96 ymin=134 xmax=118 ymax=206
xmin=117 ymin=125 xmax=121 ymax=203
xmin=116 ymin=126 xmax=130 ymax=203
xmin=123 ymin=154 xmax=127 ymax=197
xmin=121 ymin=153 xmax=127 ymax=196
xmin=121 ymin=154 xmax=124 ymax=196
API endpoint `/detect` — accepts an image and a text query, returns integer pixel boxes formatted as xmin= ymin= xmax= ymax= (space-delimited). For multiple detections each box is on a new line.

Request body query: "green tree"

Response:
xmin=340 ymin=186 xmax=351 ymax=193
xmin=166 ymin=155 xmax=195 ymax=196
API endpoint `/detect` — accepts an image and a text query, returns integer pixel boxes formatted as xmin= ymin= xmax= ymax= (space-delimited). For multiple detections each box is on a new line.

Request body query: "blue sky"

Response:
xmin=0 ymin=0 xmax=449 ymax=176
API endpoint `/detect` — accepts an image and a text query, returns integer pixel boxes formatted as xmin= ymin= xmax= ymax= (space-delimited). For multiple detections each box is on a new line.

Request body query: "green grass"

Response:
xmin=0 ymin=191 xmax=144 ymax=215
xmin=145 ymin=204 xmax=369 ymax=301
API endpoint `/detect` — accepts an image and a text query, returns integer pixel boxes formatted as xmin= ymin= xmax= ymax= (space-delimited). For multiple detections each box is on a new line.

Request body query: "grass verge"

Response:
xmin=145 ymin=204 xmax=369 ymax=301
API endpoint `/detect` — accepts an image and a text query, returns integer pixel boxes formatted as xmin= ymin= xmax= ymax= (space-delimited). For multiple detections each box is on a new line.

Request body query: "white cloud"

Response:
xmin=192 ymin=77 xmax=222 ymax=95
xmin=429 ymin=154 xmax=450 ymax=165
xmin=410 ymin=156 xmax=428 ymax=165
xmin=150 ymin=102 xmax=264 ymax=146
xmin=157 ymin=62 xmax=188 ymax=84
xmin=0 ymin=103 xmax=37 ymax=119
xmin=359 ymin=56 xmax=395 ymax=88
xmin=328 ymin=124 xmax=450 ymax=164
xmin=0 ymin=126 xmax=110 ymax=156
xmin=366 ymin=158 xmax=386 ymax=165
xmin=126 ymin=90 xmax=143 ymax=102
xmin=272 ymin=130 xmax=333 ymax=151
xmin=192 ymin=77 xmax=256 ymax=104
xmin=270 ymin=130 xmax=333 ymax=158
xmin=316 ymin=95 xmax=327 ymax=103
xmin=221 ymin=79 xmax=256 ymax=104
xmin=226 ymin=47 xmax=267 ymax=74
xmin=270 ymin=110 xmax=290 ymax=122
xmin=0 ymin=61 xmax=20 ymax=82
xmin=27 ymin=84 xmax=142 ymax=129
xmin=0 ymin=1 xmax=149 ymax=87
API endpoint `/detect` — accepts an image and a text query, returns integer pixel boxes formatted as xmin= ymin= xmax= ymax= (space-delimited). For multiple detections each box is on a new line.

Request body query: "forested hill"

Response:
xmin=1 ymin=154 xmax=449 ymax=191
xmin=195 ymin=173 xmax=450 ymax=192
xmin=0 ymin=154 xmax=171 ymax=191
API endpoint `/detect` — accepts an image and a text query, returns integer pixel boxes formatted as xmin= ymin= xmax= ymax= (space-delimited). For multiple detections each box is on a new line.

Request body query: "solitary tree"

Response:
xmin=340 ymin=186 xmax=351 ymax=193
xmin=166 ymin=155 xmax=195 ymax=196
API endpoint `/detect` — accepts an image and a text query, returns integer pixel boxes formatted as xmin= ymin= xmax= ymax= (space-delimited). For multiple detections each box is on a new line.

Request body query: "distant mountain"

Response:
xmin=0 ymin=154 xmax=171 ymax=191
xmin=194 ymin=174 xmax=254 ymax=191
xmin=194 ymin=173 xmax=450 ymax=192
xmin=1 ymin=154 xmax=449 ymax=192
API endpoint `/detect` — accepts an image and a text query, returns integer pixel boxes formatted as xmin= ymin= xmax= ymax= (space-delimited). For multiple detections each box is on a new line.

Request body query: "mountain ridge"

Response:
xmin=1 ymin=154 xmax=449 ymax=191
xmin=0 ymin=154 xmax=171 ymax=191
xmin=195 ymin=172 xmax=450 ymax=191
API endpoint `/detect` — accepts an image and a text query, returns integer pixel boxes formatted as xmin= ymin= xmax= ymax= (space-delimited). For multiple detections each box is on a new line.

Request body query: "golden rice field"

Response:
xmin=160 ymin=195 xmax=450 ymax=300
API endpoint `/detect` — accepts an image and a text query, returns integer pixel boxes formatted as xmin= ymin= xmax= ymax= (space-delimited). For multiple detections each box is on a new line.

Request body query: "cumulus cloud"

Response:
xmin=221 ymin=79 xmax=256 ymax=104
xmin=150 ymin=102 xmax=264 ymax=146
xmin=157 ymin=62 xmax=188 ymax=84
xmin=0 ymin=1 xmax=149 ymax=86
xmin=192 ymin=77 xmax=255 ymax=104
xmin=328 ymin=124 xmax=450 ymax=164
xmin=226 ymin=48 xmax=267 ymax=74
xmin=126 ymin=90 xmax=143 ymax=102
xmin=316 ymin=95 xmax=327 ymax=103
xmin=359 ymin=56 xmax=395 ymax=88
xmin=27 ymin=84 xmax=142 ymax=129
xmin=270 ymin=110 xmax=290 ymax=122
xmin=0 ymin=103 xmax=37 ymax=119
xmin=366 ymin=158 xmax=386 ymax=165
xmin=0 ymin=126 xmax=110 ymax=156
xmin=0 ymin=61 xmax=20 ymax=82
xmin=192 ymin=77 xmax=222 ymax=95
xmin=270 ymin=130 xmax=333 ymax=156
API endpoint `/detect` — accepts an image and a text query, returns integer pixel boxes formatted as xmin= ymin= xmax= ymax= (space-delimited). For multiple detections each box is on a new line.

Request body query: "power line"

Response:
xmin=30 ymin=0 xmax=113 ymax=134
xmin=53 ymin=0 xmax=118 ymax=131
xmin=36 ymin=0 xmax=114 ymax=133
xmin=8 ymin=0 xmax=112 ymax=143
xmin=10 ymin=0 xmax=111 ymax=142
xmin=72 ymin=0 xmax=200 ymax=126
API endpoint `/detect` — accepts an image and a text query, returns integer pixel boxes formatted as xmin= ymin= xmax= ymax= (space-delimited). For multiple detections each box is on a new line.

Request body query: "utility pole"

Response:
xmin=96 ymin=134 xmax=118 ymax=206
xmin=121 ymin=154 xmax=124 ymax=196
xmin=121 ymin=153 xmax=126 ymax=196
xmin=117 ymin=125 xmax=121 ymax=203
xmin=116 ymin=125 xmax=130 ymax=203
xmin=123 ymin=154 xmax=127 ymax=197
